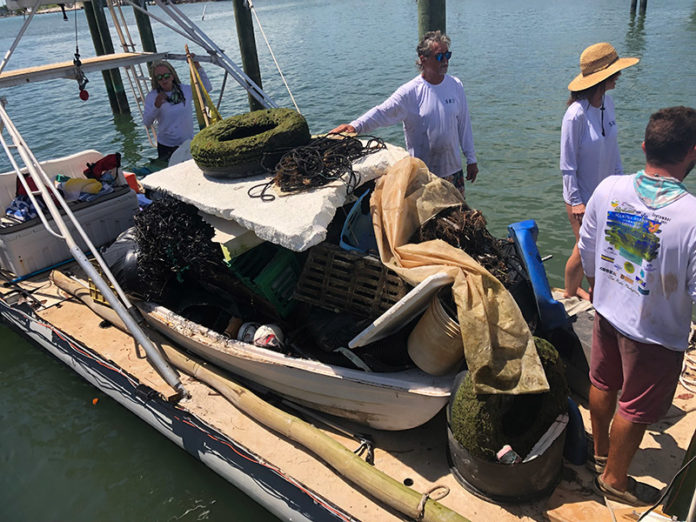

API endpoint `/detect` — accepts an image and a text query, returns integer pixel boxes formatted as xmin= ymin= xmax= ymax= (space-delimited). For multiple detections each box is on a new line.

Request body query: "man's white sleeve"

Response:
xmin=457 ymin=91 xmax=476 ymax=164
xmin=350 ymin=88 xmax=409 ymax=134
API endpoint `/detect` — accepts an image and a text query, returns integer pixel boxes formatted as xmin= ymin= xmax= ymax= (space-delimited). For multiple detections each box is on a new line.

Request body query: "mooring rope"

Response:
xmin=246 ymin=0 xmax=301 ymax=113
xmin=248 ymin=134 xmax=385 ymax=202
xmin=416 ymin=484 xmax=450 ymax=520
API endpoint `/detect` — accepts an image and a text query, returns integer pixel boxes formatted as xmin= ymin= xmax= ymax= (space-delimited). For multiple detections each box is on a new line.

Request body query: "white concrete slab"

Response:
xmin=141 ymin=143 xmax=408 ymax=252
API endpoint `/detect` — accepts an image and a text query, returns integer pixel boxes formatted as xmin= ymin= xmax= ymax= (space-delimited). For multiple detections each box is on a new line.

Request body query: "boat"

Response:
xmin=137 ymin=297 xmax=454 ymax=432
xmin=1 ymin=2 xmax=694 ymax=521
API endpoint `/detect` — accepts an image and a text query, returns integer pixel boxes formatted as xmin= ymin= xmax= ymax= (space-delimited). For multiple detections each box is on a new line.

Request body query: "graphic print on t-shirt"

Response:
xmin=599 ymin=200 xmax=668 ymax=296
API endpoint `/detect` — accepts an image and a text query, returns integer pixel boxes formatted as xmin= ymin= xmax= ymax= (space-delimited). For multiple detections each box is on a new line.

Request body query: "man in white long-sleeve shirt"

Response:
xmin=330 ymin=31 xmax=478 ymax=195
xmin=578 ymin=106 xmax=696 ymax=507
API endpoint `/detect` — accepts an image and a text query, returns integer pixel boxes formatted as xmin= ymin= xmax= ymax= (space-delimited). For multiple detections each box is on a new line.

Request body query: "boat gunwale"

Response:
xmin=138 ymin=300 xmax=455 ymax=398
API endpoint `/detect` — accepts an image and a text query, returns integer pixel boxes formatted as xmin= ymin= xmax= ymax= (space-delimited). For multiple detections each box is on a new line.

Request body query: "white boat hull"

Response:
xmin=138 ymin=302 xmax=454 ymax=431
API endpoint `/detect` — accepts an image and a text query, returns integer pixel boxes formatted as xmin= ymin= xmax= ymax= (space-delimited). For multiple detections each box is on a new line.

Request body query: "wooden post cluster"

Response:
xmin=83 ymin=0 xmax=130 ymax=115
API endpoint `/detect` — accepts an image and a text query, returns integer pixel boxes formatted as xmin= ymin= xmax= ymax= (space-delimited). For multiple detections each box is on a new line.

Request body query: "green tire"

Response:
xmin=190 ymin=108 xmax=310 ymax=178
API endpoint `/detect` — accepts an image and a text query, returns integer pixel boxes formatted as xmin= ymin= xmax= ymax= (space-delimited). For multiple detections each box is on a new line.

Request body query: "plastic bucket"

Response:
xmin=407 ymin=290 xmax=464 ymax=375
xmin=445 ymin=373 xmax=567 ymax=503
xmin=446 ymin=422 xmax=566 ymax=503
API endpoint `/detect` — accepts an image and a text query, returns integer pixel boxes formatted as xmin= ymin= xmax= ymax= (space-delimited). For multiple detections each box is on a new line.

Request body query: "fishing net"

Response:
xmin=249 ymin=134 xmax=386 ymax=201
xmin=133 ymin=195 xmax=224 ymax=300
xmin=416 ymin=206 xmax=522 ymax=288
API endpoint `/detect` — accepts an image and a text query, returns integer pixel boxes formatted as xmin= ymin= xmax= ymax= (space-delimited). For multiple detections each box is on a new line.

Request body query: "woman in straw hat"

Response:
xmin=560 ymin=42 xmax=639 ymax=299
xmin=143 ymin=59 xmax=212 ymax=162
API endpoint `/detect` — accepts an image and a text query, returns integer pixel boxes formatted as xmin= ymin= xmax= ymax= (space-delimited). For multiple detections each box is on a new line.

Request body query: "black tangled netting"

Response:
xmin=249 ymin=133 xmax=386 ymax=201
xmin=417 ymin=206 xmax=521 ymax=286
xmin=133 ymin=195 xmax=224 ymax=299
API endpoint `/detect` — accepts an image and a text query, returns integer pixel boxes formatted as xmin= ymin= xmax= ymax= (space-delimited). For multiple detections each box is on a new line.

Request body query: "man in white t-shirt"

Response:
xmin=329 ymin=31 xmax=478 ymax=195
xmin=578 ymin=106 xmax=696 ymax=506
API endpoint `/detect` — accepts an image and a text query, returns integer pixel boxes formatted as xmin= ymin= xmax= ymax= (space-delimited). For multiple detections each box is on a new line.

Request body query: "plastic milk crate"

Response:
xmin=293 ymin=242 xmax=410 ymax=319
xmin=227 ymin=242 xmax=302 ymax=318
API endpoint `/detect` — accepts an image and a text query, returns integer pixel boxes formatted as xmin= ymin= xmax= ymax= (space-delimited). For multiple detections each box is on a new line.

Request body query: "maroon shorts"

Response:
xmin=590 ymin=312 xmax=684 ymax=424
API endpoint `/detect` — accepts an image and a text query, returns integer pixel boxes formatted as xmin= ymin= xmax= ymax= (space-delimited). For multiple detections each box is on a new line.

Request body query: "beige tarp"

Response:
xmin=371 ymin=157 xmax=549 ymax=394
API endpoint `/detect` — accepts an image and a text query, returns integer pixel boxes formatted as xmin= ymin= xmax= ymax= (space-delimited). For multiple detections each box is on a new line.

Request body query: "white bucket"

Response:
xmin=407 ymin=291 xmax=464 ymax=375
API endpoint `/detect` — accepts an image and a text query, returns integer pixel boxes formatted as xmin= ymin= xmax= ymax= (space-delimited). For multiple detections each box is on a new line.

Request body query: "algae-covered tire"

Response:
xmin=191 ymin=108 xmax=310 ymax=178
xmin=449 ymin=337 xmax=568 ymax=461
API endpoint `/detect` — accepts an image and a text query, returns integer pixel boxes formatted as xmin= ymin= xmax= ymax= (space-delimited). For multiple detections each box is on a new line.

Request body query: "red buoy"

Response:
xmin=79 ymin=89 xmax=89 ymax=101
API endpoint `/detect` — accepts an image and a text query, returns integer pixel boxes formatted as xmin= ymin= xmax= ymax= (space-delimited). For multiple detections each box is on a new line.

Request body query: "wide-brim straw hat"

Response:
xmin=568 ymin=42 xmax=639 ymax=91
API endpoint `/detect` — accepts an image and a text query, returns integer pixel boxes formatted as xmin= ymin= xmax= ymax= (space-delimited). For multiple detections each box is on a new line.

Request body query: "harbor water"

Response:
xmin=1 ymin=0 xmax=695 ymax=519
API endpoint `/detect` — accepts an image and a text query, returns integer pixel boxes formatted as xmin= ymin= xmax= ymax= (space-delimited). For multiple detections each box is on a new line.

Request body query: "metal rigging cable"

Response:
xmin=246 ymin=0 xmax=301 ymax=113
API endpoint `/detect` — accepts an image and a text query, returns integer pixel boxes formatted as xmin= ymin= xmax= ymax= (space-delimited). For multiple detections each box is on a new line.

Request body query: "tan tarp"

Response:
xmin=371 ymin=157 xmax=549 ymax=394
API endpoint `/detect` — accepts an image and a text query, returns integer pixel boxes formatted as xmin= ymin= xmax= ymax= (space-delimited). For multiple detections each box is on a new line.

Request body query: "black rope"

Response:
xmin=72 ymin=6 xmax=88 ymax=91
xmin=248 ymin=133 xmax=385 ymax=202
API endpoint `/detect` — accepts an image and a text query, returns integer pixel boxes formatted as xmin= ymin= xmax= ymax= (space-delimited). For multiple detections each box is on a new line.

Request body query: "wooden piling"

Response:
xmin=232 ymin=0 xmax=264 ymax=112
xmin=418 ymin=0 xmax=446 ymax=40
xmin=639 ymin=0 xmax=647 ymax=14
xmin=132 ymin=0 xmax=157 ymax=54
xmin=83 ymin=0 xmax=130 ymax=115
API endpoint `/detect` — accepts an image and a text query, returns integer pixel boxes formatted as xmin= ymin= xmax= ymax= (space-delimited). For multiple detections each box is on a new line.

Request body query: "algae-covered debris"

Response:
xmin=449 ymin=337 xmax=569 ymax=460
xmin=190 ymin=108 xmax=310 ymax=172
xmin=133 ymin=196 xmax=225 ymax=300
xmin=416 ymin=206 xmax=517 ymax=286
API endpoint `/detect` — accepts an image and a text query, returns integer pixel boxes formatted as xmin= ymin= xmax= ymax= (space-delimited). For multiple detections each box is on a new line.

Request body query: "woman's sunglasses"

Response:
xmin=156 ymin=72 xmax=172 ymax=81
xmin=435 ymin=51 xmax=452 ymax=62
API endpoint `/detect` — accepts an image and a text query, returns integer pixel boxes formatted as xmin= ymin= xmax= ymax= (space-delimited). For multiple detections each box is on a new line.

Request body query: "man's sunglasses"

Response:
xmin=435 ymin=51 xmax=452 ymax=62
xmin=156 ymin=72 xmax=172 ymax=81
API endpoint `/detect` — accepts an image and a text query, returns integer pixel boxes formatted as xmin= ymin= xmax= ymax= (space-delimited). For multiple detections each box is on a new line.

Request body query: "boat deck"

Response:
xmin=1 ymin=266 xmax=694 ymax=521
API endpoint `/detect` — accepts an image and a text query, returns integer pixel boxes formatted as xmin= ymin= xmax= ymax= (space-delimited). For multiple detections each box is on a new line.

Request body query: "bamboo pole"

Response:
xmin=185 ymin=44 xmax=209 ymax=128
xmin=50 ymin=270 xmax=469 ymax=522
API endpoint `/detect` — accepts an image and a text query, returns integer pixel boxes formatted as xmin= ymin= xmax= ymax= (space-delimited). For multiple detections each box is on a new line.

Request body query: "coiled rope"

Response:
xmin=248 ymin=134 xmax=385 ymax=202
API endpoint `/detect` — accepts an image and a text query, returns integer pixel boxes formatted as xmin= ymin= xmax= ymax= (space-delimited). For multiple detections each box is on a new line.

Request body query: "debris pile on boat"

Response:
xmin=416 ymin=205 xmax=520 ymax=287
xmin=132 ymin=196 xmax=225 ymax=300
xmin=105 ymin=179 xmax=538 ymax=378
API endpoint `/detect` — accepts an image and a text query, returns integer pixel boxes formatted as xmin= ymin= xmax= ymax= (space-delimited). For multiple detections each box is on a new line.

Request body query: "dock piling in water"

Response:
xmin=232 ymin=0 xmax=264 ymax=112
xmin=83 ymin=0 xmax=130 ymax=115
xmin=418 ymin=0 xmax=446 ymax=39
xmin=132 ymin=0 xmax=157 ymax=55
